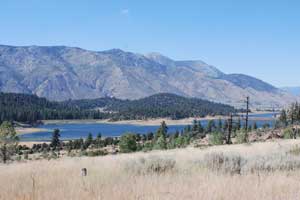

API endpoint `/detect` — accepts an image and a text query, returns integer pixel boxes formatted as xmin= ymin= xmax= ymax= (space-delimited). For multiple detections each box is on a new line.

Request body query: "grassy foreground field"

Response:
xmin=2 ymin=140 xmax=300 ymax=200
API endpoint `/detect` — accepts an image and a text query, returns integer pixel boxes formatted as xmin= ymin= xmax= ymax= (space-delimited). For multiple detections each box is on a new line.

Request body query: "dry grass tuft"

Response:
xmin=202 ymin=152 xmax=244 ymax=174
xmin=124 ymin=155 xmax=176 ymax=175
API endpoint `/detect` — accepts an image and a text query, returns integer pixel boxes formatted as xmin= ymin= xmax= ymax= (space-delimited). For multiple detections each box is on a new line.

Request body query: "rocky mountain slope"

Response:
xmin=0 ymin=45 xmax=296 ymax=108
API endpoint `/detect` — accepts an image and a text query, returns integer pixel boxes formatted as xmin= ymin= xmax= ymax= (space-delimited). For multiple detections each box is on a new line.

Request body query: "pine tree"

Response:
xmin=174 ymin=130 xmax=180 ymax=138
xmin=51 ymin=129 xmax=61 ymax=151
xmin=289 ymin=103 xmax=297 ymax=124
xmin=248 ymin=125 xmax=252 ymax=131
xmin=96 ymin=133 xmax=102 ymax=140
xmin=141 ymin=134 xmax=147 ymax=142
xmin=297 ymin=103 xmax=300 ymax=121
xmin=0 ymin=121 xmax=19 ymax=163
xmin=279 ymin=109 xmax=288 ymax=126
xmin=184 ymin=125 xmax=191 ymax=134
xmin=295 ymin=102 xmax=300 ymax=122
xmin=67 ymin=140 xmax=73 ymax=153
xmin=85 ymin=133 xmax=93 ymax=148
xmin=217 ymin=118 xmax=223 ymax=132
xmin=198 ymin=121 xmax=204 ymax=133
xmin=155 ymin=121 xmax=168 ymax=139
xmin=135 ymin=133 xmax=141 ymax=142
xmin=154 ymin=135 xmax=167 ymax=149
xmin=236 ymin=118 xmax=241 ymax=130
xmin=253 ymin=122 xmax=258 ymax=130
xmin=146 ymin=132 xmax=154 ymax=141
xmin=154 ymin=121 xmax=168 ymax=149
xmin=192 ymin=119 xmax=198 ymax=131
xmin=119 ymin=133 xmax=137 ymax=153
xmin=206 ymin=120 xmax=216 ymax=133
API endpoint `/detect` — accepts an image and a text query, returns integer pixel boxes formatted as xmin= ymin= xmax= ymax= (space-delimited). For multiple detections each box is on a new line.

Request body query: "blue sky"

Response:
xmin=0 ymin=0 xmax=299 ymax=87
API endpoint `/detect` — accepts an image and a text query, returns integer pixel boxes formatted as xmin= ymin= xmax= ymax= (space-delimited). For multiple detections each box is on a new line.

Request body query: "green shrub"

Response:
xmin=166 ymin=135 xmax=190 ymax=149
xmin=167 ymin=137 xmax=177 ymax=149
xmin=119 ymin=133 xmax=137 ymax=153
xmin=178 ymin=135 xmax=191 ymax=147
xmin=153 ymin=135 xmax=167 ymax=150
xmin=136 ymin=143 xmax=143 ymax=151
xmin=236 ymin=130 xmax=248 ymax=144
xmin=15 ymin=155 xmax=21 ymax=161
xmin=142 ymin=142 xmax=153 ymax=152
xmin=79 ymin=150 xmax=88 ymax=156
xmin=87 ymin=150 xmax=107 ymax=157
xmin=41 ymin=152 xmax=50 ymax=160
xmin=283 ymin=127 xmax=294 ymax=139
xmin=23 ymin=153 xmax=29 ymax=160
xmin=262 ymin=123 xmax=270 ymax=129
xmin=50 ymin=151 xmax=58 ymax=159
xmin=209 ymin=132 xmax=224 ymax=145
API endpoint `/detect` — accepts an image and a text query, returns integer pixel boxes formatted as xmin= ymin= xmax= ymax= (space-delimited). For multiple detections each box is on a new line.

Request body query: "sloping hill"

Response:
xmin=0 ymin=92 xmax=110 ymax=123
xmin=96 ymin=93 xmax=235 ymax=120
xmin=0 ymin=92 xmax=235 ymax=122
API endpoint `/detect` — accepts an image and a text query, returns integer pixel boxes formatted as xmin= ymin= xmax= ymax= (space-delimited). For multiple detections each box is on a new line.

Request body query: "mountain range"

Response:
xmin=0 ymin=45 xmax=296 ymax=108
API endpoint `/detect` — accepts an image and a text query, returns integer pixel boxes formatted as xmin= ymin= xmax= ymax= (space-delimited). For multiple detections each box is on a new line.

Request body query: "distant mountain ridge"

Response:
xmin=0 ymin=45 xmax=296 ymax=108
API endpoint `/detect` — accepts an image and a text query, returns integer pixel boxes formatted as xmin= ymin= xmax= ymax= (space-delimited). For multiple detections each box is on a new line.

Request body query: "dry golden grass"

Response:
xmin=2 ymin=139 xmax=300 ymax=200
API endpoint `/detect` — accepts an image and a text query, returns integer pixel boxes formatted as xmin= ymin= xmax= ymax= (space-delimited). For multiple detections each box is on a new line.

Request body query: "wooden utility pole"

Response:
xmin=245 ymin=96 xmax=249 ymax=132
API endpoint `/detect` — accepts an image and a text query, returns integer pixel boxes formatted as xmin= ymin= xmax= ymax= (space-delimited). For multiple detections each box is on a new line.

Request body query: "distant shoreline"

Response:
xmin=42 ymin=115 xmax=228 ymax=126
xmin=42 ymin=111 xmax=276 ymax=126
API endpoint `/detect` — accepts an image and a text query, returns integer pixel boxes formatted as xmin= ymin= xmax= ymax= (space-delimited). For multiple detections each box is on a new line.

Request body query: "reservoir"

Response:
xmin=19 ymin=112 xmax=278 ymax=141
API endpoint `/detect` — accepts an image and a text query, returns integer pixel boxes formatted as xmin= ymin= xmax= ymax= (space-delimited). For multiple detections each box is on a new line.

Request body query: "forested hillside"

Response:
xmin=0 ymin=92 xmax=235 ymax=123
xmin=104 ymin=93 xmax=235 ymax=120
xmin=0 ymin=93 xmax=109 ymax=123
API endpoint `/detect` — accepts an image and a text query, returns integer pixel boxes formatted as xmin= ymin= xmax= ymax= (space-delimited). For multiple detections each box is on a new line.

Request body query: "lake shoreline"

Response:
xmin=41 ymin=111 xmax=277 ymax=126
xmin=42 ymin=117 xmax=218 ymax=126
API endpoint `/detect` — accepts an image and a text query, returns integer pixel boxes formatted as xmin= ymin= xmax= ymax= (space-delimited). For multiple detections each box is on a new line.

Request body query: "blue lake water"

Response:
xmin=19 ymin=113 xmax=278 ymax=141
